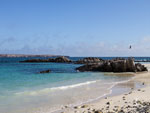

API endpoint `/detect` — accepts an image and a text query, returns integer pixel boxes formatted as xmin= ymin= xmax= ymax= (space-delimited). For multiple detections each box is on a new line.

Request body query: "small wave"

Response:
xmin=15 ymin=80 xmax=98 ymax=96
xmin=104 ymin=76 xmax=136 ymax=86
xmin=77 ymin=76 xmax=136 ymax=105
xmin=57 ymin=77 xmax=135 ymax=111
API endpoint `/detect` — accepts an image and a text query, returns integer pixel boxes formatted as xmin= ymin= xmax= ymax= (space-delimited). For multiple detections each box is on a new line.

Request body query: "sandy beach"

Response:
xmin=59 ymin=64 xmax=150 ymax=113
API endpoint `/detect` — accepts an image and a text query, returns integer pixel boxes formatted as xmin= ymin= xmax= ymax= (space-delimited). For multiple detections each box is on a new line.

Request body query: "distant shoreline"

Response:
xmin=0 ymin=54 xmax=63 ymax=58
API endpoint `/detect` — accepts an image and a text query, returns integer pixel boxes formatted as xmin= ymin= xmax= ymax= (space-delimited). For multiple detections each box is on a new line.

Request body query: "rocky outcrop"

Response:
xmin=39 ymin=69 xmax=51 ymax=74
xmin=54 ymin=56 xmax=72 ymax=63
xmin=20 ymin=59 xmax=50 ymax=62
xmin=20 ymin=57 xmax=104 ymax=64
xmin=76 ymin=63 xmax=102 ymax=72
xmin=76 ymin=58 xmax=148 ymax=72
xmin=75 ymin=57 xmax=103 ymax=64
xmin=20 ymin=56 xmax=72 ymax=63
xmin=135 ymin=63 xmax=148 ymax=72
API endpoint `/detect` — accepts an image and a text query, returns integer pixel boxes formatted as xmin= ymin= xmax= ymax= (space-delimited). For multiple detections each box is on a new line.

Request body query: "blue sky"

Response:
xmin=0 ymin=0 xmax=150 ymax=56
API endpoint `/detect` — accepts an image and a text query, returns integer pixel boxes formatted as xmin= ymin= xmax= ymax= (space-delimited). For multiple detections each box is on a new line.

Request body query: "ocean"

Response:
xmin=0 ymin=57 xmax=147 ymax=113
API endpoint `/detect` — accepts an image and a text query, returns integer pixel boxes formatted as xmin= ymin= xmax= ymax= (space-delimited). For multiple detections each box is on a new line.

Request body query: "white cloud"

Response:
xmin=1 ymin=36 xmax=150 ymax=57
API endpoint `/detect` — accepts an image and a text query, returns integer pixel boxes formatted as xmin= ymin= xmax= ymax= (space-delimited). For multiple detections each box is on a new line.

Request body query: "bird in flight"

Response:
xmin=129 ymin=45 xmax=132 ymax=49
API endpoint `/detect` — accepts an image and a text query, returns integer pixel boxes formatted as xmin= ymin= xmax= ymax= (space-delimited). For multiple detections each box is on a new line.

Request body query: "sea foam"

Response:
xmin=15 ymin=80 xmax=98 ymax=96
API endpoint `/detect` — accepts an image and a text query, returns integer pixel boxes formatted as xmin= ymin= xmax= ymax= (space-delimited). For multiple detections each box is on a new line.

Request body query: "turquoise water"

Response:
xmin=0 ymin=57 xmax=135 ymax=113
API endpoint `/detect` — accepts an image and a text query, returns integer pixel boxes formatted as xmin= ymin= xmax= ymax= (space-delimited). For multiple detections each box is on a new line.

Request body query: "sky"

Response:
xmin=0 ymin=0 xmax=150 ymax=56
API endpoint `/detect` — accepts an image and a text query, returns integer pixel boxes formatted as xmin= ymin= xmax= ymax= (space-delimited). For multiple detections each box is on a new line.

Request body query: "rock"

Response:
xmin=142 ymin=82 xmax=145 ymax=85
xmin=106 ymin=106 xmax=109 ymax=109
xmin=118 ymin=109 xmax=124 ymax=113
xmin=129 ymin=91 xmax=132 ymax=94
xmin=54 ymin=56 xmax=72 ymax=63
xmin=76 ymin=58 xmax=148 ymax=72
xmin=39 ymin=69 xmax=51 ymax=74
xmin=106 ymin=102 xmax=110 ymax=105
xmin=94 ymin=110 xmax=102 ymax=113
xmin=20 ymin=58 xmax=50 ymax=62
xmin=75 ymin=57 xmax=103 ymax=64
xmin=135 ymin=63 xmax=148 ymax=72
xmin=99 ymin=61 xmax=113 ymax=72
xmin=64 ymin=105 xmax=68 ymax=108
xmin=138 ymin=89 xmax=141 ymax=91
xmin=114 ymin=106 xmax=119 ymax=108
xmin=81 ymin=105 xmax=88 ymax=108
xmin=126 ymin=58 xmax=136 ymax=72
xmin=74 ymin=106 xmax=80 ymax=109
xmin=76 ymin=63 xmax=102 ymax=72
xmin=20 ymin=56 xmax=72 ymax=63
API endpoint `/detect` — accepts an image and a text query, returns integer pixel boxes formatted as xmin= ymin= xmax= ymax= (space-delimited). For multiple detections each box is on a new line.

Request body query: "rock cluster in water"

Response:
xmin=76 ymin=58 xmax=148 ymax=72
xmin=20 ymin=56 xmax=103 ymax=64
xmin=20 ymin=56 xmax=148 ymax=73
xmin=20 ymin=56 xmax=72 ymax=63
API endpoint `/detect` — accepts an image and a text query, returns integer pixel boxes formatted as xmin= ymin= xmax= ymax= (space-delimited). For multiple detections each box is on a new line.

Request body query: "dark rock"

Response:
xmin=138 ymin=89 xmax=141 ymax=91
xmin=129 ymin=91 xmax=132 ymax=94
xmin=20 ymin=56 xmax=72 ymax=63
xmin=142 ymin=82 xmax=145 ymax=85
xmin=126 ymin=58 xmax=136 ymax=72
xmin=76 ymin=58 xmax=148 ymax=72
xmin=110 ymin=60 xmax=126 ymax=72
xmin=64 ymin=105 xmax=68 ymax=108
xmin=106 ymin=102 xmax=110 ymax=105
xmin=39 ymin=69 xmax=51 ymax=74
xmin=94 ymin=110 xmax=102 ymax=113
xmin=76 ymin=63 xmax=102 ymax=72
xmin=54 ymin=56 xmax=72 ymax=63
xmin=74 ymin=106 xmax=80 ymax=109
xmin=81 ymin=105 xmax=88 ymax=108
xmin=75 ymin=57 xmax=103 ymax=64
xmin=20 ymin=58 xmax=50 ymax=62
xmin=118 ymin=109 xmax=124 ymax=113
xmin=135 ymin=63 xmax=148 ymax=72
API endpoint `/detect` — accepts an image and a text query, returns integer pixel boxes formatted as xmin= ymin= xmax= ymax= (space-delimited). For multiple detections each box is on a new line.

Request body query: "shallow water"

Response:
xmin=0 ymin=57 xmax=136 ymax=113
